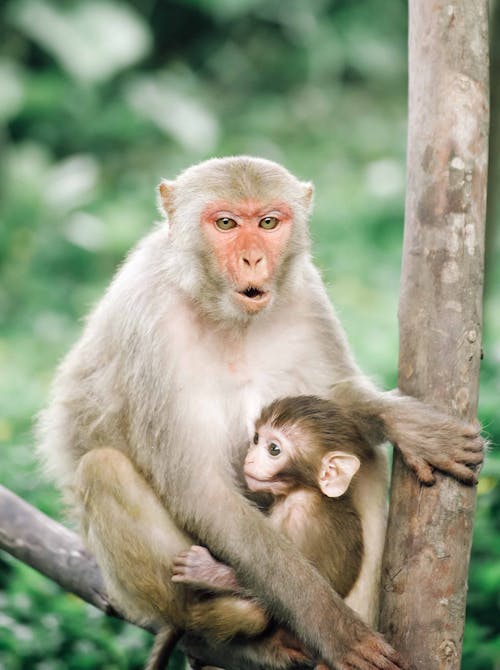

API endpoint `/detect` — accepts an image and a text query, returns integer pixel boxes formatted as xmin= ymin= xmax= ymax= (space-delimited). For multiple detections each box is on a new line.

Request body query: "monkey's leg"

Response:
xmin=75 ymin=450 xmax=266 ymax=654
xmin=187 ymin=595 xmax=268 ymax=642
xmin=172 ymin=546 xmax=268 ymax=640
xmin=74 ymin=449 xmax=301 ymax=669
xmin=74 ymin=447 xmax=192 ymax=627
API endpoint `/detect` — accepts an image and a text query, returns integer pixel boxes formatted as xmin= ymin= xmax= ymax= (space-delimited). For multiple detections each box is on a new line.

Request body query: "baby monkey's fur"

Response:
xmin=147 ymin=396 xmax=371 ymax=670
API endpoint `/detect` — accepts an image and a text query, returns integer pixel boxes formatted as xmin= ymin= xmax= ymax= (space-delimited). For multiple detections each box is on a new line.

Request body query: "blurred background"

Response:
xmin=0 ymin=0 xmax=499 ymax=668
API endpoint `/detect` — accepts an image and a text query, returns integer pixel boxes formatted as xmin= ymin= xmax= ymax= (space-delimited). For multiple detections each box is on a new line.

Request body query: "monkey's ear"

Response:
xmin=301 ymin=181 xmax=314 ymax=211
xmin=157 ymin=179 xmax=175 ymax=218
xmin=318 ymin=451 xmax=360 ymax=498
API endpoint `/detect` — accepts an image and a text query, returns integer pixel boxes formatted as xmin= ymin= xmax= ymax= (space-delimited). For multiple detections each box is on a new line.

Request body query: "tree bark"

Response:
xmin=379 ymin=2 xmax=489 ymax=670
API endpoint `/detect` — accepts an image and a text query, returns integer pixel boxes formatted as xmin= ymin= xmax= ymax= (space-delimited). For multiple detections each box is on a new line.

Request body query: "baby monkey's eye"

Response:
xmin=268 ymin=442 xmax=281 ymax=456
xmin=253 ymin=432 xmax=259 ymax=445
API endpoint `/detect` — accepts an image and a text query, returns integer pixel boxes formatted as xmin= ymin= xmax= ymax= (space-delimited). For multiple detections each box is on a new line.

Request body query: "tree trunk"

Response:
xmin=379 ymin=2 xmax=489 ymax=669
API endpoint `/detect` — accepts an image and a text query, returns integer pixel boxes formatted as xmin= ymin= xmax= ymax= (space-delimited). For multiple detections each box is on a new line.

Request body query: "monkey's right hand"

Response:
xmin=271 ymin=627 xmax=409 ymax=670
xmin=269 ymin=616 xmax=409 ymax=670
xmin=332 ymin=630 xmax=410 ymax=670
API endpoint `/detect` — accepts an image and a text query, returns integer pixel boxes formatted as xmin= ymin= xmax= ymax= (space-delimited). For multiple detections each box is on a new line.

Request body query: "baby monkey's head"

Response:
xmin=244 ymin=396 xmax=372 ymax=498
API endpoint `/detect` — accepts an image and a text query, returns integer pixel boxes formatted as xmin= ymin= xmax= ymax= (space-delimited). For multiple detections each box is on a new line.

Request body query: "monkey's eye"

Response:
xmin=259 ymin=216 xmax=279 ymax=230
xmin=215 ymin=217 xmax=237 ymax=231
xmin=253 ymin=432 xmax=259 ymax=445
xmin=268 ymin=442 xmax=281 ymax=456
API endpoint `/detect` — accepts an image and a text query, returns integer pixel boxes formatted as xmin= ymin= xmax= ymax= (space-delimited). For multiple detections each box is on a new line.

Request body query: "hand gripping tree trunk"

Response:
xmin=379 ymin=2 xmax=489 ymax=669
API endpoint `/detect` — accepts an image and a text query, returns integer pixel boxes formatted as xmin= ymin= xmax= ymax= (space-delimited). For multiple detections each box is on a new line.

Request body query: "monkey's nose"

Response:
xmin=241 ymin=251 xmax=264 ymax=270
xmin=239 ymin=251 xmax=269 ymax=285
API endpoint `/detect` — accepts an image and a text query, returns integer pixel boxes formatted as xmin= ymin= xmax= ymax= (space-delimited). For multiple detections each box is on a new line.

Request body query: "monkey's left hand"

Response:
xmin=382 ymin=397 xmax=484 ymax=485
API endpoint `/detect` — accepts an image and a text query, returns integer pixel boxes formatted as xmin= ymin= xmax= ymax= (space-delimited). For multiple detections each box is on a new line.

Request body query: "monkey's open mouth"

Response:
xmin=235 ymin=286 xmax=271 ymax=312
xmin=240 ymin=287 xmax=266 ymax=300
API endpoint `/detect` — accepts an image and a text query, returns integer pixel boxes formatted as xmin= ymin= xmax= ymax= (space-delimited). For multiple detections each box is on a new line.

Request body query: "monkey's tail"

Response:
xmin=145 ymin=625 xmax=183 ymax=670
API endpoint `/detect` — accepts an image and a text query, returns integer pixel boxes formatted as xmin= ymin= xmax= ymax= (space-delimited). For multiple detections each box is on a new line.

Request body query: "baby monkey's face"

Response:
xmin=244 ymin=416 xmax=362 ymax=500
xmin=243 ymin=423 xmax=295 ymax=496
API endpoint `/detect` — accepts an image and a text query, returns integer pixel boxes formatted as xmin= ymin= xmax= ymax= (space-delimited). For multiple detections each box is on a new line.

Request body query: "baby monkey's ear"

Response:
xmin=318 ymin=451 xmax=361 ymax=498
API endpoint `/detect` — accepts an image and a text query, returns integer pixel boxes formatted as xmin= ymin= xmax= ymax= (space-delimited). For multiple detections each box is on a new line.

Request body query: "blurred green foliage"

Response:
xmin=0 ymin=0 xmax=499 ymax=668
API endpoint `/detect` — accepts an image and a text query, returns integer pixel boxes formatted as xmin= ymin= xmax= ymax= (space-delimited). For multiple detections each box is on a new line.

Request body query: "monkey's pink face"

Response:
xmin=200 ymin=200 xmax=293 ymax=314
xmin=243 ymin=425 xmax=293 ymax=495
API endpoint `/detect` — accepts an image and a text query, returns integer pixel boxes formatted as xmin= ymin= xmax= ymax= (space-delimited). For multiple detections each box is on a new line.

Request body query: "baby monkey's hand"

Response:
xmin=172 ymin=545 xmax=240 ymax=593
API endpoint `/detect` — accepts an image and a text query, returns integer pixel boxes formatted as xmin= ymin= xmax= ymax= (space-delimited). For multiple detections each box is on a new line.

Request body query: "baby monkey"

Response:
xmin=146 ymin=396 xmax=370 ymax=669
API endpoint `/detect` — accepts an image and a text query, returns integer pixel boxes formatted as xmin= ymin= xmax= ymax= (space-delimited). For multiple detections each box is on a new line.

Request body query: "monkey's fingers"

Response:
xmin=453 ymin=449 xmax=484 ymax=465
xmin=341 ymin=634 xmax=410 ymax=670
xmin=172 ymin=555 xmax=193 ymax=581
xmin=397 ymin=438 xmax=483 ymax=486
xmin=463 ymin=432 xmax=484 ymax=447
xmin=409 ymin=457 xmax=478 ymax=487
xmin=396 ymin=448 xmax=436 ymax=486
xmin=437 ymin=460 xmax=479 ymax=485
xmin=173 ymin=553 xmax=188 ymax=562
xmin=268 ymin=627 xmax=311 ymax=665
xmin=460 ymin=420 xmax=482 ymax=438
xmin=171 ymin=564 xmax=199 ymax=582
xmin=174 ymin=546 xmax=214 ymax=566
xmin=413 ymin=462 xmax=436 ymax=486
xmin=282 ymin=647 xmax=310 ymax=665
xmin=452 ymin=434 xmax=484 ymax=457
xmin=343 ymin=660 xmax=405 ymax=670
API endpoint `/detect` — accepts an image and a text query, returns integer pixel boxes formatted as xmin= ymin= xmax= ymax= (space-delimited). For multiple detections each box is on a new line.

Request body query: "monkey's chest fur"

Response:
xmin=164 ymin=297 xmax=340 ymax=456
xmin=268 ymin=489 xmax=363 ymax=599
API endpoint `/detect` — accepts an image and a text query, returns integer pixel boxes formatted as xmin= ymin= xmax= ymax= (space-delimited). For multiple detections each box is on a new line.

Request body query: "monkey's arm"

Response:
xmin=171 ymin=476 xmax=408 ymax=670
xmin=76 ymin=447 xmax=401 ymax=669
xmin=329 ymin=378 xmax=483 ymax=485
xmin=310 ymin=277 xmax=484 ymax=485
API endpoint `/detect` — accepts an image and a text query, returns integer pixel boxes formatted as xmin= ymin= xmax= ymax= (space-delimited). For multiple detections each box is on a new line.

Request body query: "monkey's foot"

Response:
xmin=172 ymin=545 xmax=240 ymax=592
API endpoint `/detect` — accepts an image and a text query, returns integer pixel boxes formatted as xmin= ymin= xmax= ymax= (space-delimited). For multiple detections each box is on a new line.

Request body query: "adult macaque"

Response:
xmin=37 ymin=156 xmax=483 ymax=670
xmin=151 ymin=395 xmax=369 ymax=670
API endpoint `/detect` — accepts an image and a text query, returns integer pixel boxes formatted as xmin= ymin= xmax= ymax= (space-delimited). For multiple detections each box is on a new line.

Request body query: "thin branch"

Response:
xmin=0 ymin=486 xmax=263 ymax=669
xmin=0 ymin=484 xmax=151 ymax=631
